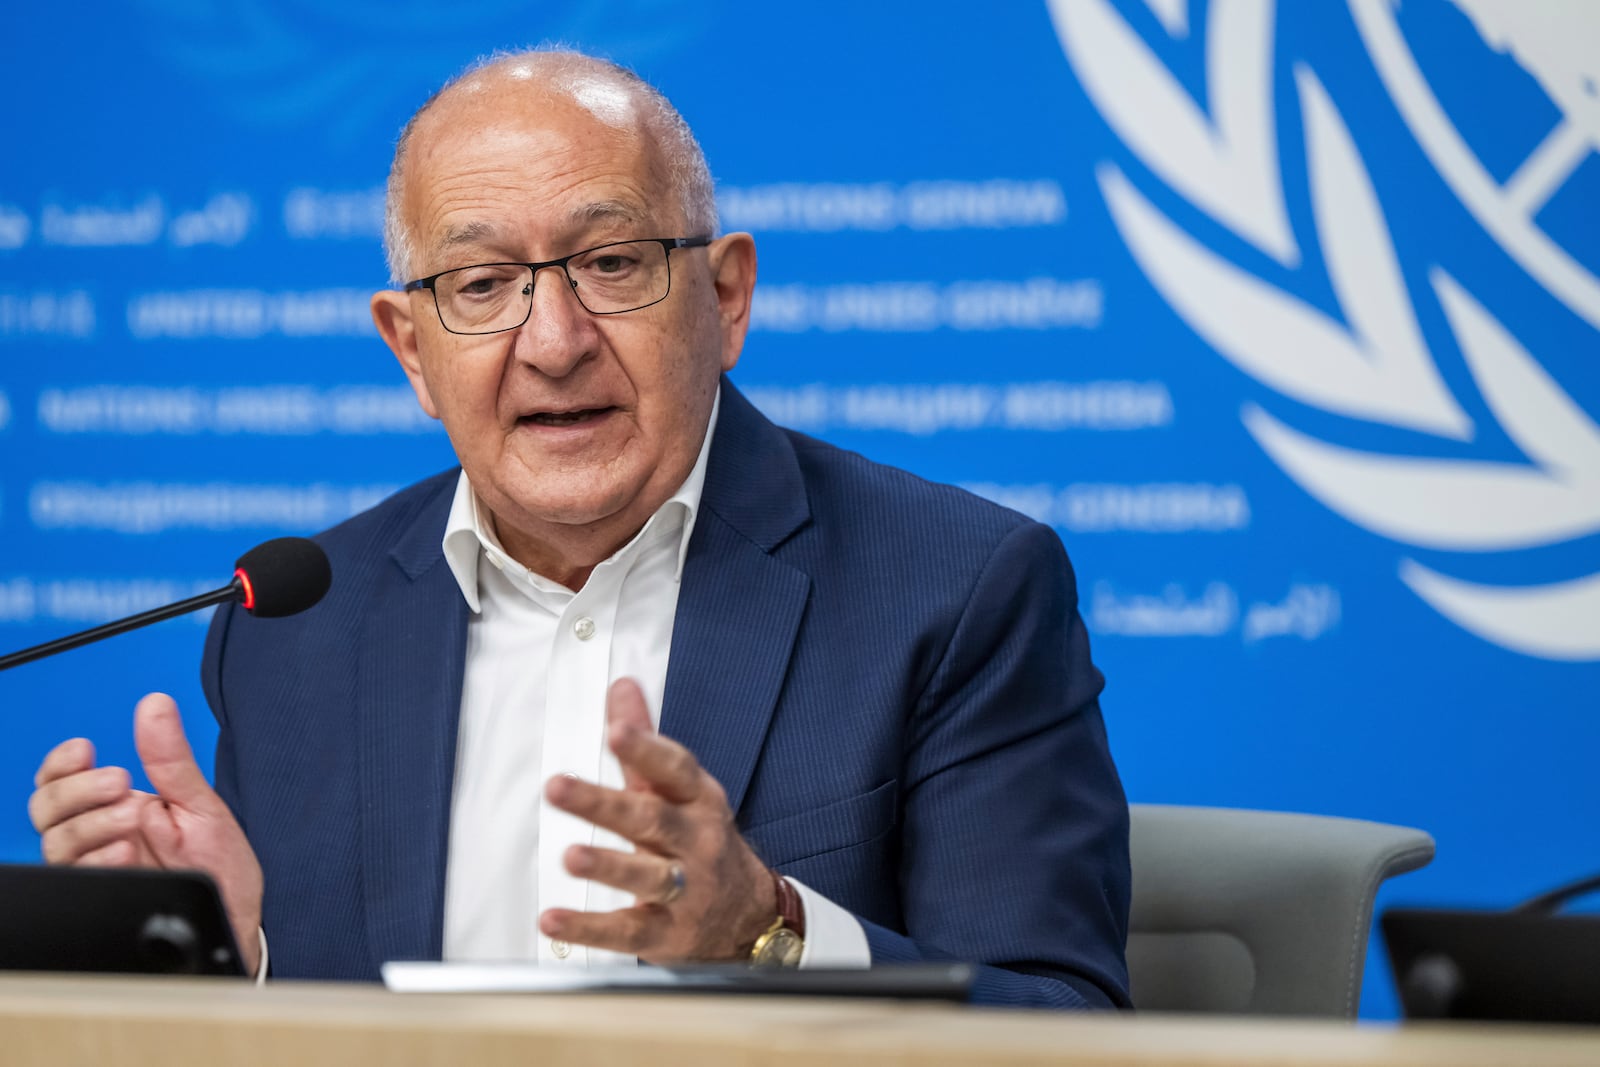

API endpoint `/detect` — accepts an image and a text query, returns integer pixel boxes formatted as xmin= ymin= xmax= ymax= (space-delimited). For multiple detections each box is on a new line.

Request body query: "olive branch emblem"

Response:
xmin=1050 ymin=0 xmax=1600 ymax=660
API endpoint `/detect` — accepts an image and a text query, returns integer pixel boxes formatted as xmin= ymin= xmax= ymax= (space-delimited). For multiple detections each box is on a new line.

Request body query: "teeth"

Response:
xmin=529 ymin=410 xmax=591 ymax=426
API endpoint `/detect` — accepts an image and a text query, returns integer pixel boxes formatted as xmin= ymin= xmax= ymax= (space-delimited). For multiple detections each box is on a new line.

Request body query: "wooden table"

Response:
xmin=0 ymin=973 xmax=1596 ymax=1067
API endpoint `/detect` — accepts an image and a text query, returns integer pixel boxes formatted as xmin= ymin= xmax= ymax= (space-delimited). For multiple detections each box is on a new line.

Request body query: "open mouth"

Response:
xmin=520 ymin=407 xmax=613 ymax=427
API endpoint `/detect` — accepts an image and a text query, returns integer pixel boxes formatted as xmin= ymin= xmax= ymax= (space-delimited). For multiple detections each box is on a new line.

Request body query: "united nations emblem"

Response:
xmin=1051 ymin=0 xmax=1600 ymax=661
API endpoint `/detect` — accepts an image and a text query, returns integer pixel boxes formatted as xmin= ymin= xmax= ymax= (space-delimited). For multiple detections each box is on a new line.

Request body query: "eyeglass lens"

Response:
xmin=433 ymin=240 xmax=672 ymax=333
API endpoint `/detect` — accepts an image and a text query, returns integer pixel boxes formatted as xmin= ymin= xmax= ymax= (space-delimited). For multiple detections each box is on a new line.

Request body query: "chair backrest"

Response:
xmin=1127 ymin=804 xmax=1434 ymax=1017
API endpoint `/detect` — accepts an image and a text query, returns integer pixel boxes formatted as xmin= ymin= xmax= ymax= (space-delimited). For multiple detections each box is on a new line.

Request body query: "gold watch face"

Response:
xmin=751 ymin=926 xmax=804 ymax=968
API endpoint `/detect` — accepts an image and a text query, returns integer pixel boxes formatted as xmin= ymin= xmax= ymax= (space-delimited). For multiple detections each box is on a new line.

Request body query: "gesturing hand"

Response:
xmin=539 ymin=678 xmax=778 ymax=963
xmin=28 ymin=693 xmax=265 ymax=974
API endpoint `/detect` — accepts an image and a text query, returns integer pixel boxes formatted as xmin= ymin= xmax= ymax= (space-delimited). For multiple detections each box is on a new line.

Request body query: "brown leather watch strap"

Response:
xmin=773 ymin=870 xmax=806 ymax=939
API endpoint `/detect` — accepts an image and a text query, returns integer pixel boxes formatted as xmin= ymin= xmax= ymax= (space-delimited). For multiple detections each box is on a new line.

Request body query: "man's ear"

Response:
xmin=708 ymin=232 xmax=757 ymax=372
xmin=371 ymin=290 xmax=440 ymax=420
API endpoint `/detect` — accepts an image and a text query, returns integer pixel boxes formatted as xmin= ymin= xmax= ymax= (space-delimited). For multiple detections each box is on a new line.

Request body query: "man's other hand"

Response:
xmin=540 ymin=678 xmax=778 ymax=963
xmin=28 ymin=692 xmax=264 ymax=974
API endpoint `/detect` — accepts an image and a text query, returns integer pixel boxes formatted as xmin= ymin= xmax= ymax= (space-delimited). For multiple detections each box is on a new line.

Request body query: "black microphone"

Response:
xmin=0 ymin=537 xmax=331 ymax=672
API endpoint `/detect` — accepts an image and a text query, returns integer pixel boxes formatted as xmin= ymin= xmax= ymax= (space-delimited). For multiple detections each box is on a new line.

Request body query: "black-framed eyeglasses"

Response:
xmin=403 ymin=236 xmax=712 ymax=335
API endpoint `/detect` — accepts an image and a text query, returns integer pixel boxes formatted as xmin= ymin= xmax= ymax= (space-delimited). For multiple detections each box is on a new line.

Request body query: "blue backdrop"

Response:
xmin=3 ymin=1 xmax=1596 ymax=1017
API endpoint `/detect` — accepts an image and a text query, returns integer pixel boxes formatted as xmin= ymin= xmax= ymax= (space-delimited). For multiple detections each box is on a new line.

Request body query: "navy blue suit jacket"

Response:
xmin=201 ymin=379 xmax=1131 ymax=1009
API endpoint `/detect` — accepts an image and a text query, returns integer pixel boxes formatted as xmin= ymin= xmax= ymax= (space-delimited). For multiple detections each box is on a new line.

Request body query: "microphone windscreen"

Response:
xmin=233 ymin=537 xmax=332 ymax=618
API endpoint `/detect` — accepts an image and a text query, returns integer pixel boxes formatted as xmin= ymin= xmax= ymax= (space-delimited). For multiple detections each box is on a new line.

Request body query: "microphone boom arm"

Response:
xmin=0 ymin=580 xmax=242 ymax=672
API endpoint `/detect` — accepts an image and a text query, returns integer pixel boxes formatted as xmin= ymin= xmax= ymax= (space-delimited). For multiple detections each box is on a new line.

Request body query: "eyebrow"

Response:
xmin=436 ymin=220 xmax=501 ymax=256
xmin=431 ymin=200 xmax=652 ymax=263
xmin=564 ymin=199 xmax=648 ymax=229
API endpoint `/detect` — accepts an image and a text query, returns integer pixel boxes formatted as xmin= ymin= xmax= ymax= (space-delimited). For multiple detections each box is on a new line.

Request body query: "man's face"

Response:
xmin=372 ymin=81 xmax=754 ymax=569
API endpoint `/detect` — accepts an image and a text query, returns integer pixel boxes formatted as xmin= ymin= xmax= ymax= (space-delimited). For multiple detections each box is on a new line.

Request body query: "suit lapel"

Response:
xmin=357 ymin=478 xmax=467 ymax=967
xmin=660 ymin=382 xmax=812 ymax=815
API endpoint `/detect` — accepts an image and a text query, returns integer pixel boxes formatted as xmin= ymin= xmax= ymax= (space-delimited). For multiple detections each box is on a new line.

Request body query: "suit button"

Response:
xmin=573 ymin=616 xmax=596 ymax=641
xmin=551 ymin=939 xmax=571 ymax=959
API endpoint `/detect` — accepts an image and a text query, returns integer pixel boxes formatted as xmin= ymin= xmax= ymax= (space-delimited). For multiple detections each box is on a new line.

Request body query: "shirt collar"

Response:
xmin=442 ymin=390 xmax=719 ymax=612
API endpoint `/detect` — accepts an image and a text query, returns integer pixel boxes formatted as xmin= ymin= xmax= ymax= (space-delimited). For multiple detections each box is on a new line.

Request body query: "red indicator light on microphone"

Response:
xmin=235 ymin=567 xmax=256 ymax=612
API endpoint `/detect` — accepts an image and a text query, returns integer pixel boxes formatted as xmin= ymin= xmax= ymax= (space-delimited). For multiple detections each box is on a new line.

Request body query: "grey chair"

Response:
xmin=1126 ymin=804 xmax=1435 ymax=1017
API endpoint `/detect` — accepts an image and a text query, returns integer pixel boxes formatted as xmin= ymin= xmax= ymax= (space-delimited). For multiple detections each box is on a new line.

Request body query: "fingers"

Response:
xmin=539 ymin=905 xmax=667 ymax=958
xmin=134 ymin=693 xmax=222 ymax=813
xmin=34 ymin=737 xmax=95 ymax=789
xmin=28 ymin=764 xmax=131 ymax=835
xmin=546 ymin=775 xmax=687 ymax=854
xmin=78 ymin=838 xmax=142 ymax=868
xmin=605 ymin=679 xmax=654 ymax=793
xmin=605 ymin=680 xmax=701 ymax=804
xmin=565 ymin=844 xmax=685 ymax=903
xmin=39 ymin=793 xmax=154 ymax=865
xmin=549 ymin=677 xmax=772 ymax=963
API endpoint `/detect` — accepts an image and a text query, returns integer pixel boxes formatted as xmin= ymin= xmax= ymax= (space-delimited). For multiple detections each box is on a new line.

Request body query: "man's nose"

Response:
xmin=513 ymin=264 xmax=598 ymax=376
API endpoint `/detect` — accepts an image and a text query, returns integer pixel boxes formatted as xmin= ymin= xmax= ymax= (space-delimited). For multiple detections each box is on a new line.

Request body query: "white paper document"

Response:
xmin=382 ymin=961 xmax=677 ymax=994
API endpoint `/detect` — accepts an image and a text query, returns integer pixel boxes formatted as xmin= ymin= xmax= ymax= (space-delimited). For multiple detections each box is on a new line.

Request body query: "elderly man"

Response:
xmin=28 ymin=49 xmax=1130 ymax=1009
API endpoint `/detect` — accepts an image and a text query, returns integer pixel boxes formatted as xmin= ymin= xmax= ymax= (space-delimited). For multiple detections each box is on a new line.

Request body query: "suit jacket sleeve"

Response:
xmin=859 ymin=519 xmax=1131 ymax=1009
xmin=201 ymin=598 xmax=243 ymax=831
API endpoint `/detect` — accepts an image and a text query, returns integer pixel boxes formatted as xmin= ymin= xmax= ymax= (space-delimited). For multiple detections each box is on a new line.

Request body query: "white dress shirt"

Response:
xmin=438 ymin=397 xmax=869 ymax=968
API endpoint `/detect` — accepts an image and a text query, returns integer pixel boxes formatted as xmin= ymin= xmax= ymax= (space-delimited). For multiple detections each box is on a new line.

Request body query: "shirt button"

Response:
xmin=551 ymin=939 xmax=571 ymax=959
xmin=573 ymin=616 xmax=596 ymax=641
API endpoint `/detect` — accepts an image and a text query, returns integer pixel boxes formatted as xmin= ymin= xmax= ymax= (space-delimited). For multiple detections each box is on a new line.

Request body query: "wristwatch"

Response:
xmin=748 ymin=871 xmax=805 ymax=968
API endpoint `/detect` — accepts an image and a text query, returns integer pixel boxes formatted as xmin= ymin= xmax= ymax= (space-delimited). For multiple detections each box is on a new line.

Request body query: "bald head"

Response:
xmin=382 ymin=49 xmax=718 ymax=285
